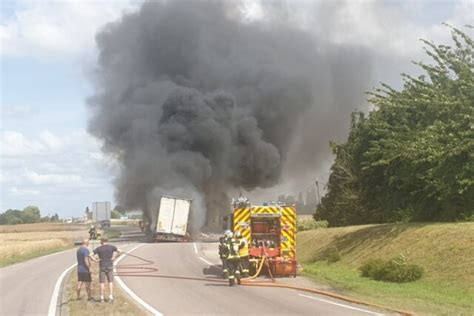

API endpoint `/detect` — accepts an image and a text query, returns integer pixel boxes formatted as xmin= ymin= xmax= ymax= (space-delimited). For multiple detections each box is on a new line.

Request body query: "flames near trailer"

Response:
xmin=230 ymin=198 xmax=297 ymax=277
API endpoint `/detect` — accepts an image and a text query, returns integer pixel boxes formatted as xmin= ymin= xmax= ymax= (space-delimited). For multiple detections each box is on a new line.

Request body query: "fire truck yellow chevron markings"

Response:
xmin=234 ymin=209 xmax=246 ymax=224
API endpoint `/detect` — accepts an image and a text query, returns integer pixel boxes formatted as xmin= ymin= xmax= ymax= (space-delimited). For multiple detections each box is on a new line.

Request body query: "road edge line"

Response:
xmin=114 ymin=243 xmax=163 ymax=316
xmin=298 ymin=294 xmax=383 ymax=316
xmin=48 ymin=263 xmax=77 ymax=316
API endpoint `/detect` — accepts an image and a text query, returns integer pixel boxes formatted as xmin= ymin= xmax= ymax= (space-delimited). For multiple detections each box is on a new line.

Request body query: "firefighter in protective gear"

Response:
xmin=218 ymin=237 xmax=229 ymax=279
xmin=88 ymin=225 xmax=97 ymax=240
xmin=235 ymin=231 xmax=250 ymax=278
xmin=225 ymin=234 xmax=241 ymax=286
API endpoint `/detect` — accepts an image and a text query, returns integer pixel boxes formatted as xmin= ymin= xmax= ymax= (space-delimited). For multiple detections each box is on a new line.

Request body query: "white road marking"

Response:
xmin=114 ymin=243 xmax=163 ymax=316
xmin=193 ymin=242 xmax=198 ymax=254
xmin=48 ymin=263 xmax=77 ymax=316
xmin=298 ymin=294 xmax=384 ymax=315
xmin=198 ymin=257 xmax=214 ymax=265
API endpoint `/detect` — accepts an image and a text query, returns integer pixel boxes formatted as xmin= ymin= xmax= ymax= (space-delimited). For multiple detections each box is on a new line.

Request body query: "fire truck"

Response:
xmin=229 ymin=197 xmax=297 ymax=277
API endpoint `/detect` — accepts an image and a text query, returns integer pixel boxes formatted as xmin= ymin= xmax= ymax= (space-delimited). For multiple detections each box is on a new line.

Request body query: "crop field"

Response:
xmin=0 ymin=223 xmax=90 ymax=267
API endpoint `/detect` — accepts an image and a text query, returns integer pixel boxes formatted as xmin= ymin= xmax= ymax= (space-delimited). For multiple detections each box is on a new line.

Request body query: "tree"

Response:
xmin=319 ymin=25 xmax=474 ymax=226
xmin=113 ymin=205 xmax=126 ymax=215
xmin=22 ymin=206 xmax=41 ymax=223
xmin=111 ymin=210 xmax=122 ymax=219
xmin=51 ymin=213 xmax=59 ymax=222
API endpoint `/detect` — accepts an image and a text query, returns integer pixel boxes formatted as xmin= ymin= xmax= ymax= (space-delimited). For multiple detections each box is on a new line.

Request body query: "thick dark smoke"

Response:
xmin=88 ymin=0 xmax=371 ymax=229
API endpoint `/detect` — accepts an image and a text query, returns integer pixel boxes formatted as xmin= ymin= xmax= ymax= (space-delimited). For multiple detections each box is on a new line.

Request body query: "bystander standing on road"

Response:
xmin=76 ymin=239 xmax=92 ymax=300
xmin=90 ymin=236 xmax=122 ymax=303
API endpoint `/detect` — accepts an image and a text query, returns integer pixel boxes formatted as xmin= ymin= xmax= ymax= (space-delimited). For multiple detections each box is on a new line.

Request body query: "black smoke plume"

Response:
xmin=88 ymin=1 xmax=371 ymax=229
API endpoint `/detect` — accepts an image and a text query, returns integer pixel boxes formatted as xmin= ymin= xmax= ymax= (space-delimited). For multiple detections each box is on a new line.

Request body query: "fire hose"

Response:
xmin=114 ymin=251 xmax=414 ymax=315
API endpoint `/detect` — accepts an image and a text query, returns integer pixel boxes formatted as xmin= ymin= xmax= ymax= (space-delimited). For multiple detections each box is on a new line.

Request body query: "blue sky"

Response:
xmin=1 ymin=0 xmax=472 ymax=218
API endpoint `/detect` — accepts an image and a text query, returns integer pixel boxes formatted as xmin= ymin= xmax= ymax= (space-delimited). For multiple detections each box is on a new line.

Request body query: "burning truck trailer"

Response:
xmin=149 ymin=196 xmax=193 ymax=242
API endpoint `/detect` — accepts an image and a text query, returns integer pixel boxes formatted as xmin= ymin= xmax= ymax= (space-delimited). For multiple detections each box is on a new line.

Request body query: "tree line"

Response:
xmin=0 ymin=206 xmax=59 ymax=225
xmin=317 ymin=25 xmax=473 ymax=226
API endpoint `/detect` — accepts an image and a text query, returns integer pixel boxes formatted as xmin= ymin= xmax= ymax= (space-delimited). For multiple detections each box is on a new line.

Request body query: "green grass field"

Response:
xmin=297 ymin=222 xmax=474 ymax=315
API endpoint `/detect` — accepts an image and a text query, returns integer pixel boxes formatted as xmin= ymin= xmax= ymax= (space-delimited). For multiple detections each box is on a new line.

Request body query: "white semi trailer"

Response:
xmin=91 ymin=201 xmax=111 ymax=227
xmin=155 ymin=196 xmax=192 ymax=241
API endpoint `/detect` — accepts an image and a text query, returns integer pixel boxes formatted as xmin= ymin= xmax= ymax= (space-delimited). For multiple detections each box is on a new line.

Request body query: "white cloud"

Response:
xmin=1 ymin=130 xmax=72 ymax=155
xmin=306 ymin=0 xmax=472 ymax=59
xmin=1 ymin=0 xmax=139 ymax=59
xmin=23 ymin=168 xmax=81 ymax=185
xmin=38 ymin=130 xmax=66 ymax=151
xmin=1 ymin=104 xmax=33 ymax=118
xmin=1 ymin=130 xmax=44 ymax=155
xmin=1 ymin=129 xmax=115 ymax=215
xmin=8 ymin=186 xmax=40 ymax=196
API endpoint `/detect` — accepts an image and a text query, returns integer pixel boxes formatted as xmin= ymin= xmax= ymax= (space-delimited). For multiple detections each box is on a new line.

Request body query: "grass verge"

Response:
xmin=303 ymin=262 xmax=473 ymax=315
xmin=297 ymin=222 xmax=474 ymax=315
xmin=65 ymin=264 xmax=149 ymax=315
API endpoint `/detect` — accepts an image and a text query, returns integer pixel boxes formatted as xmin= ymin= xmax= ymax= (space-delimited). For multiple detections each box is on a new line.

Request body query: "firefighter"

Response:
xmin=225 ymin=231 xmax=241 ymax=286
xmin=235 ymin=231 xmax=250 ymax=278
xmin=88 ymin=225 xmax=97 ymax=240
xmin=218 ymin=236 xmax=229 ymax=279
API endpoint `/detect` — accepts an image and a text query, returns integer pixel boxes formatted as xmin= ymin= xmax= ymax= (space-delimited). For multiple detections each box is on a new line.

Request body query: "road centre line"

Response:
xmin=298 ymin=294 xmax=384 ymax=316
xmin=48 ymin=262 xmax=77 ymax=316
xmin=193 ymin=242 xmax=198 ymax=254
xmin=115 ymin=243 xmax=163 ymax=316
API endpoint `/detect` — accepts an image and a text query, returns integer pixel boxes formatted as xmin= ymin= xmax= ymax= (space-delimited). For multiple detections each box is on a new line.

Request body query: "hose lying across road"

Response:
xmin=115 ymin=251 xmax=414 ymax=316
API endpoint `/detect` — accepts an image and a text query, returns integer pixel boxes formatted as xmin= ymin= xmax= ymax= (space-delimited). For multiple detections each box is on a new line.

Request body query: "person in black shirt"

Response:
xmin=90 ymin=236 xmax=122 ymax=303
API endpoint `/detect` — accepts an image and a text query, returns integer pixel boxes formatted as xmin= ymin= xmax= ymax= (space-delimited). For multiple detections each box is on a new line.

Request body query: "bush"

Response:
xmin=297 ymin=219 xmax=328 ymax=231
xmin=360 ymin=255 xmax=424 ymax=283
xmin=325 ymin=247 xmax=341 ymax=263
xmin=360 ymin=259 xmax=386 ymax=278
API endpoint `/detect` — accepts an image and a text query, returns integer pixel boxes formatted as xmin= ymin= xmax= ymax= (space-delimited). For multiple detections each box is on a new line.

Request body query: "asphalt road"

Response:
xmin=0 ymin=247 xmax=76 ymax=316
xmin=0 ymin=226 xmax=140 ymax=316
xmin=118 ymin=241 xmax=389 ymax=316
xmin=0 ymin=226 xmax=390 ymax=316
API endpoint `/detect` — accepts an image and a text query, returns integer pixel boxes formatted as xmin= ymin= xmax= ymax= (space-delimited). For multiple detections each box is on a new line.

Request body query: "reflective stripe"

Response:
xmin=238 ymin=237 xmax=249 ymax=256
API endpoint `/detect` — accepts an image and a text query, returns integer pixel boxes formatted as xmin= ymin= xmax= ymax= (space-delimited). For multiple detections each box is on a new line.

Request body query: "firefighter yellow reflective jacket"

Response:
xmin=238 ymin=237 xmax=249 ymax=257
xmin=227 ymin=238 xmax=240 ymax=259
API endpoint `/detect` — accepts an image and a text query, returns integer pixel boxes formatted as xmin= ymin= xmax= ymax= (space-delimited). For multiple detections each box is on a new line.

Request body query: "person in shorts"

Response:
xmin=76 ymin=239 xmax=92 ymax=300
xmin=91 ymin=236 xmax=122 ymax=303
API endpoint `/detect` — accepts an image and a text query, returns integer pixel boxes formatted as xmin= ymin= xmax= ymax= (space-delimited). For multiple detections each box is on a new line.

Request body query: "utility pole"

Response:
xmin=315 ymin=180 xmax=321 ymax=205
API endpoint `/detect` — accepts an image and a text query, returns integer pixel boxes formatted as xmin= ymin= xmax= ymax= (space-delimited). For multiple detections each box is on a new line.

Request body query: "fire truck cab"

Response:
xmin=230 ymin=197 xmax=297 ymax=277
